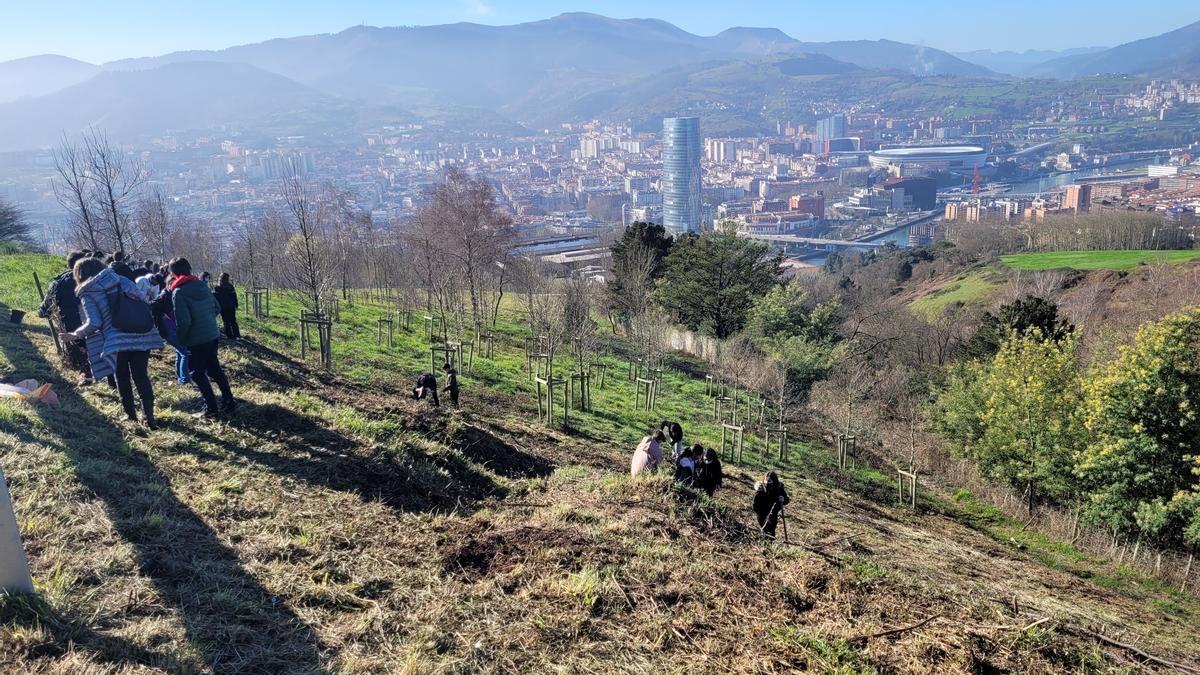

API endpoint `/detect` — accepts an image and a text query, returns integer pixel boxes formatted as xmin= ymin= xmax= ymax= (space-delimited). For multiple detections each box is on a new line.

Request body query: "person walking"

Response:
xmin=39 ymin=251 xmax=92 ymax=385
xmin=695 ymin=447 xmax=724 ymax=497
xmin=171 ymin=258 xmax=236 ymax=419
xmin=213 ymin=273 xmax=241 ymax=340
xmin=630 ymin=430 xmax=666 ymax=478
xmin=752 ymin=472 xmax=791 ymax=539
xmin=412 ymin=372 xmax=440 ymax=407
xmin=61 ymin=258 xmax=163 ymax=430
xmin=152 ymin=279 xmax=190 ymax=385
xmin=441 ymin=362 xmax=460 ymax=408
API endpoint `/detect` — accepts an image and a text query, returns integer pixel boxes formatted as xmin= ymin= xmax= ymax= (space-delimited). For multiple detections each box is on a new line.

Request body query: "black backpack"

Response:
xmin=108 ymin=289 xmax=154 ymax=334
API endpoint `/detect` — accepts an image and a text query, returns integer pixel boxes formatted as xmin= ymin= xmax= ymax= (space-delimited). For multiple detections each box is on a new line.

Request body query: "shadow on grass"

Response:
xmin=0 ymin=317 xmax=325 ymax=672
xmin=184 ymin=400 xmax=509 ymax=513
xmin=0 ymin=592 xmax=175 ymax=670
xmin=451 ymin=423 xmax=555 ymax=480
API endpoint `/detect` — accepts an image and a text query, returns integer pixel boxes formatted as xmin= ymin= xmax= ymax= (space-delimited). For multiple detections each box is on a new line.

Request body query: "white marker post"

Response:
xmin=0 ymin=467 xmax=34 ymax=594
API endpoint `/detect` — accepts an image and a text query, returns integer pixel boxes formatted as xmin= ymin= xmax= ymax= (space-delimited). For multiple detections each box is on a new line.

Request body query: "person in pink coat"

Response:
xmin=630 ymin=430 xmax=667 ymax=477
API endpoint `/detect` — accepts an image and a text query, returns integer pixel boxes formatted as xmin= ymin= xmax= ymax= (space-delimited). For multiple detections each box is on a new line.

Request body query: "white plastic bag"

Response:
xmin=0 ymin=379 xmax=60 ymax=407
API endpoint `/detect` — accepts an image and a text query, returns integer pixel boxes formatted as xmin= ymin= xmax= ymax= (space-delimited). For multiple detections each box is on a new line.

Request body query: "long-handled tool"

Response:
xmin=32 ymin=271 xmax=63 ymax=355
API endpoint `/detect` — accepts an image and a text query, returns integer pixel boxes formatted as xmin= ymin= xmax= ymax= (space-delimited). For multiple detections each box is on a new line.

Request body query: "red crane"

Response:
xmin=972 ymin=165 xmax=981 ymax=194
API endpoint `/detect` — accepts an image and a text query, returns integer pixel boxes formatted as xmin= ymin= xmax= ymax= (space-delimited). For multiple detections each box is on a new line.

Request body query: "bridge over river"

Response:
xmin=741 ymin=234 xmax=886 ymax=249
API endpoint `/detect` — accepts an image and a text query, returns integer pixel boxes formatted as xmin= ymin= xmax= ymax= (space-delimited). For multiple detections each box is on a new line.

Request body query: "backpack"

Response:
xmin=108 ymin=288 xmax=154 ymax=334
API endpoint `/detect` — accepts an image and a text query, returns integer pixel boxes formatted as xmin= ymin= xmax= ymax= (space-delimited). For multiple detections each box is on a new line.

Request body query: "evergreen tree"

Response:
xmin=962 ymin=295 xmax=1073 ymax=360
xmin=655 ymin=231 xmax=782 ymax=338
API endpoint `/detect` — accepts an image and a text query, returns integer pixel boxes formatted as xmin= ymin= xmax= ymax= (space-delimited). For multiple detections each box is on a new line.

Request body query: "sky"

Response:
xmin=4 ymin=0 xmax=1198 ymax=64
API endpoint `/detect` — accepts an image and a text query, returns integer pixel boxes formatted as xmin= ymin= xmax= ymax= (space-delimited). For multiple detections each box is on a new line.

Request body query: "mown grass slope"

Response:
xmin=1001 ymin=250 xmax=1200 ymax=272
xmin=1 ymin=254 xmax=1198 ymax=673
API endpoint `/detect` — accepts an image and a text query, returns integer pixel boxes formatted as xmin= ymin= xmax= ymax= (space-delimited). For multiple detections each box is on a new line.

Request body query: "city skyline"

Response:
xmin=4 ymin=1 xmax=1199 ymax=63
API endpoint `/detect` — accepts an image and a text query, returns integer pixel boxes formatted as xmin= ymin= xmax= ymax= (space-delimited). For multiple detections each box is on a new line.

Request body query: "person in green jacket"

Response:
xmin=170 ymin=257 xmax=236 ymax=418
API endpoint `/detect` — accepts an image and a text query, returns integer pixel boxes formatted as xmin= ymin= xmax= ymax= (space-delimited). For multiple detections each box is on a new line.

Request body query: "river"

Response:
xmin=1001 ymin=156 xmax=1168 ymax=194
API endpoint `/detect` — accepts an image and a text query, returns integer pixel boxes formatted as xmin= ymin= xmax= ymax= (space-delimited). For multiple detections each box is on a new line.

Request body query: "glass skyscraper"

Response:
xmin=661 ymin=117 xmax=702 ymax=234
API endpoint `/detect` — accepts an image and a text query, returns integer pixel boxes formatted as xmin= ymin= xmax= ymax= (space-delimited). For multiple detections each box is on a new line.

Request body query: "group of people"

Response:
xmin=629 ymin=420 xmax=723 ymax=496
xmin=629 ymin=420 xmax=792 ymax=538
xmin=38 ymin=249 xmax=239 ymax=429
xmin=411 ymin=362 xmax=460 ymax=408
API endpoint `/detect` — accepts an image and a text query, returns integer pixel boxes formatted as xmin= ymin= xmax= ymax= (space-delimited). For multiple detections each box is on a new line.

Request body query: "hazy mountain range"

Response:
xmin=1028 ymin=19 xmax=1200 ymax=78
xmin=953 ymin=47 xmax=1108 ymax=76
xmin=0 ymin=54 xmax=100 ymax=104
xmin=0 ymin=12 xmax=1197 ymax=150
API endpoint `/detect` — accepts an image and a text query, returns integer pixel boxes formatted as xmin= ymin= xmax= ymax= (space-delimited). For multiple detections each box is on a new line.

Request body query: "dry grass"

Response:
xmin=0 ymin=297 xmax=1197 ymax=673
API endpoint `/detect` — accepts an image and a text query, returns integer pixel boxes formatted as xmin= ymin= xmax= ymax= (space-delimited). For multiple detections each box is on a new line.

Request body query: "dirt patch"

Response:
xmin=439 ymin=525 xmax=615 ymax=581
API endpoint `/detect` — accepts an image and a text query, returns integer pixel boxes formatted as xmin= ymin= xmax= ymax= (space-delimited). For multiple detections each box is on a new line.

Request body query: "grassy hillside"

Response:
xmin=1001 ymin=250 xmax=1200 ymax=272
xmin=2 ymin=254 xmax=1198 ymax=672
xmin=907 ymin=270 xmax=1001 ymax=318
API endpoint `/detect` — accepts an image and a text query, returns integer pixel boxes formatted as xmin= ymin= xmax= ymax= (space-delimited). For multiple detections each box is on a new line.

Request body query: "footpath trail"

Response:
xmin=1 ymin=291 xmax=1198 ymax=672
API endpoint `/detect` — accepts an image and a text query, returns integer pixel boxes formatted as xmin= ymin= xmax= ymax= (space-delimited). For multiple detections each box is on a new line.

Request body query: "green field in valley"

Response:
xmin=1000 ymin=250 xmax=1200 ymax=272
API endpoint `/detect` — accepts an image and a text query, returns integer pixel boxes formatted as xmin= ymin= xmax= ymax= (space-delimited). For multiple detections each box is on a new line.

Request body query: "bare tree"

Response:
xmin=607 ymin=234 xmax=657 ymax=336
xmin=281 ymin=174 xmax=333 ymax=311
xmin=525 ymin=265 xmax=568 ymax=382
xmin=563 ymin=277 xmax=602 ymax=374
xmin=416 ymin=168 xmax=514 ymax=334
xmin=53 ymin=136 xmax=102 ymax=250
xmin=326 ymin=188 xmax=370 ymax=301
xmin=84 ymin=129 xmax=146 ymax=255
xmin=134 ymin=188 xmax=173 ymax=263
xmin=169 ymin=217 xmax=224 ymax=279
xmin=0 ymin=199 xmax=30 ymax=246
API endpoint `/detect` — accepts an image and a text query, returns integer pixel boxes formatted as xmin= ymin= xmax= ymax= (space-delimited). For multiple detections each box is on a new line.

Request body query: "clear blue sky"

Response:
xmin=5 ymin=0 xmax=1198 ymax=63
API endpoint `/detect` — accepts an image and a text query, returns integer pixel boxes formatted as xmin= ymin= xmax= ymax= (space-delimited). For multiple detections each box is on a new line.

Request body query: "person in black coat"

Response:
xmin=673 ymin=445 xmax=700 ymax=486
xmin=752 ymin=472 xmax=791 ymax=538
xmin=695 ymin=447 xmax=724 ymax=497
xmin=661 ymin=419 xmax=685 ymax=459
xmin=412 ymin=372 xmax=439 ymax=407
xmin=39 ymin=251 xmax=91 ymax=383
xmin=213 ymin=273 xmax=241 ymax=340
xmin=442 ymin=363 xmax=460 ymax=407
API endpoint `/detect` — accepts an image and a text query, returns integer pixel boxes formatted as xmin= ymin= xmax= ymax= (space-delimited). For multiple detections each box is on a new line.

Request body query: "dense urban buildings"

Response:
xmin=815 ymin=114 xmax=846 ymax=154
xmin=2 ymin=73 xmax=1199 ymax=274
xmin=661 ymin=116 xmax=703 ymax=234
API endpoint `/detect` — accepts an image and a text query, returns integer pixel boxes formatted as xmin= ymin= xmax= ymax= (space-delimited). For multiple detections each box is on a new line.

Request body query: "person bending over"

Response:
xmin=752 ymin=472 xmax=791 ymax=538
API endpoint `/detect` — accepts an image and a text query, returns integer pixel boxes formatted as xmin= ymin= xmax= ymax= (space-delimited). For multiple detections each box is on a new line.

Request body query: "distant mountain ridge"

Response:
xmin=5 ymin=13 xmax=1200 ymax=149
xmin=1030 ymin=19 xmax=1200 ymax=78
xmin=954 ymin=47 xmax=1107 ymax=76
xmin=0 ymin=61 xmax=413 ymax=150
xmin=94 ymin=12 xmax=991 ymax=110
xmin=0 ymin=54 xmax=99 ymax=104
